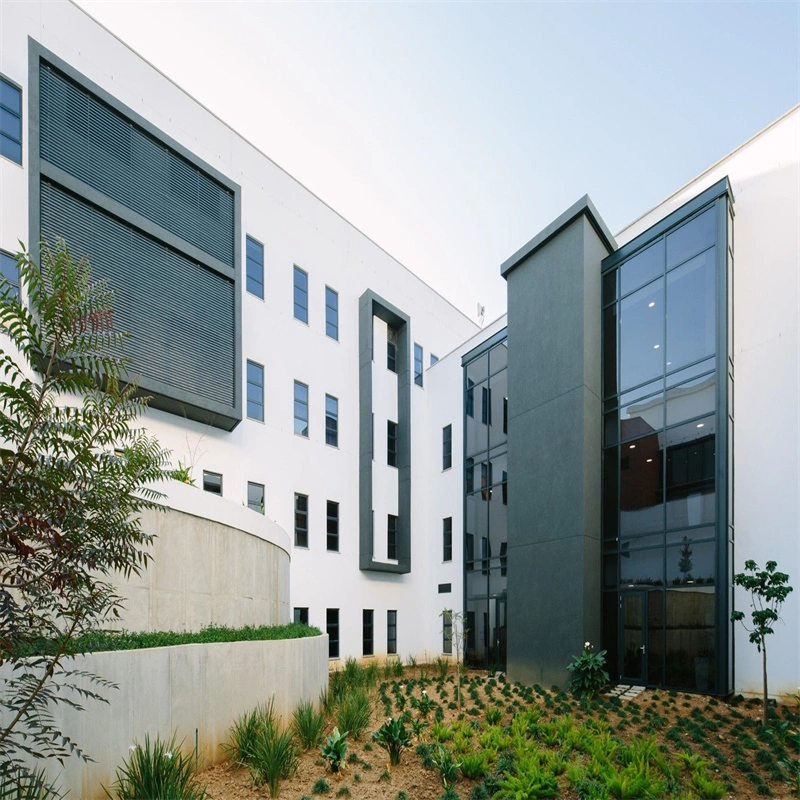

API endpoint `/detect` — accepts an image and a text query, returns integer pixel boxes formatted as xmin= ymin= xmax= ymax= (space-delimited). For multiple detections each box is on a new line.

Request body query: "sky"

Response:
xmin=76 ymin=0 xmax=800 ymax=324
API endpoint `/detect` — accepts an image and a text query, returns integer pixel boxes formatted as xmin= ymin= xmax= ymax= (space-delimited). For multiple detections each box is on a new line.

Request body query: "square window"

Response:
xmin=294 ymin=381 xmax=309 ymax=437
xmin=0 ymin=77 xmax=22 ymax=165
xmin=414 ymin=343 xmax=423 ymax=386
xmin=294 ymin=607 xmax=309 ymax=625
xmin=387 ymin=514 xmax=398 ymax=560
xmin=442 ymin=424 xmax=452 ymax=470
xmin=363 ymin=609 xmax=374 ymax=657
xmin=442 ymin=517 xmax=452 ymax=562
xmin=246 ymin=360 xmax=264 ymax=422
xmin=246 ymin=236 xmax=264 ymax=299
xmin=325 ymin=286 xmax=338 ymax=340
xmin=293 ymin=266 xmax=308 ymax=323
xmin=0 ymin=250 xmax=19 ymax=298
xmin=294 ymin=493 xmax=308 ymax=547
xmin=387 ymin=420 xmax=398 ymax=467
xmin=326 ymin=500 xmax=339 ymax=552
xmin=327 ymin=608 xmax=339 ymax=659
xmin=203 ymin=471 xmax=222 ymax=495
xmin=325 ymin=394 xmax=338 ymax=447
xmin=387 ymin=609 xmax=397 ymax=655
xmin=247 ymin=482 xmax=264 ymax=514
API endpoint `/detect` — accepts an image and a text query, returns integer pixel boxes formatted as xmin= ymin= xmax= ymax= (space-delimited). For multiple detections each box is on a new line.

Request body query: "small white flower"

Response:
xmin=422 ymin=690 xmax=427 ymax=695
xmin=128 ymin=744 xmax=137 ymax=752
xmin=165 ymin=752 xmax=172 ymax=760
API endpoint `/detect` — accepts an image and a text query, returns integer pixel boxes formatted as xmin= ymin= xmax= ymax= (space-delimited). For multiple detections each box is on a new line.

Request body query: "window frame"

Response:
xmin=245 ymin=235 xmax=264 ymax=299
xmin=294 ymin=492 xmax=309 ymax=548
xmin=443 ymin=516 xmax=453 ymax=562
xmin=327 ymin=608 xmax=339 ymax=659
xmin=0 ymin=75 xmax=23 ymax=166
xmin=0 ymin=250 xmax=20 ymax=298
xmin=294 ymin=607 xmax=309 ymax=625
xmin=325 ymin=285 xmax=339 ymax=340
xmin=387 ymin=340 xmax=397 ymax=373
xmin=442 ymin=609 xmax=453 ymax=655
xmin=387 ymin=420 xmax=398 ymax=467
xmin=293 ymin=265 xmax=309 ymax=323
xmin=202 ymin=470 xmax=222 ymax=495
xmin=246 ymin=359 xmax=264 ymax=422
xmin=326 ymin=500 xmax=339 ymax=552
xmin=247 ymin=481 xmax=264 ymax=514
xmin=387 ymin=514 xmax=398 ymax=560
xmin=362 ymin=609 xmax=374 ymax=657
xmin=387 ymin=609 xmax=397 ymax=655
xmin=414 ymin=343 xmax=424 ymax=387
xmin=325 ymin=393 xmax=339 ymax=447
xmin=442 ymin=424 xmax=452 ymax=470
xmin=294 ymin=380 xmax=309 ymax=437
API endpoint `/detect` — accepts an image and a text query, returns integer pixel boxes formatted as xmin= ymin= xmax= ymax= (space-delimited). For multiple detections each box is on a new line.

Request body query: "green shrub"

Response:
xmin=224 ymin=705 xmax=270 ymax=767
xmin=293 ymin=700 xmax=326 ymax=750
xmin=460 ymin=752 xmax=489 ymax=780
xmin=107 ymin=733 xmax=207 ymax=800
xmin=312 ymin=778 xmax=330 ymax=795
xmin=336 ymin=689 xmax=371 ymax=740
xmin=440 ymin=788 xmax=460 ymax=800
xmin=469 ymin=786 xmax=491 ymax=800
xmin=485 ymin=706 xmax=503 ymax=725
xmin=249 ymin=724 xmax=297 ymax=797
xmin=691 ymin=771 xmax=727 ymax=799
xmin=320 ymin=728 xmax=349 ymax=773
xmin=335 ymin=788 xmax=350 ymax=798
xmin=372 ymin=717 xmax=412 ymax=766
xmin=566 ymin=643 xmax=609 ymax=699
xmin=0 ymin=770 xmax=63 ymax=800
xmin=431 ymin=746 xmax=461 ymax=789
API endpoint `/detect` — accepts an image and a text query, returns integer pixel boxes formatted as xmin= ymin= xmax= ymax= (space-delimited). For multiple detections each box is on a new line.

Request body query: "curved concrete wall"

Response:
xmin=31 ymin=635 xmax=328 ymax=799
xmin=111 ymin=480 xmax=292 ymax=631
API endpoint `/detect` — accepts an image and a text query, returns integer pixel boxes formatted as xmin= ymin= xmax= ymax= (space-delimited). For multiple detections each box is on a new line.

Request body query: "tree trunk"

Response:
xmin=762 ymin=641 xmax=769 ymax=727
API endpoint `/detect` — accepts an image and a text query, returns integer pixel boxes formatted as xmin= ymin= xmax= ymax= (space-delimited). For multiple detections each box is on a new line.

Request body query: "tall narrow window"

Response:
xmin=325 ymin=394 xmax=338 ymax=447
xmin=294 ymin=493 xmax=308 ymax=547
xmin=466 ymin=379 xmax=474 ymax=418
xmin=363 ymin=609 xmax=374 ymax=656
xmin=466 ymin=533 xmax=474 ymax=571
xmin=293 ymin=266 xmax=308 ymax=323
xmin=294 ymin=607 xmax=309 ymax=625
xmin=503 ymin=397 xmax=508 ymax=434
xmin=387 ymin=610 xmax=397 ymax=655
xmin=246 ymin=360 xmax=264 ymax=422
xmin=442 ymin=610 xmax=453 ymax=654
xmin=466 ymin=458 xmax=474 ymax=493
xmin=294 ymin=381 xmax=309 ymax=437
xmin=325 ymin=286 xmax=338 ymax=340
xmin=0 ymin=77 xmax=22 ymax=165
xmin=500 ymin=541 xmax=508 ymax=576
xmin=481 ymin=537 xmax=490 ymax=575
xmin=387 ymin=341 xmax=397 ymax=373
xmin=387 ymin=420 xmax=398 ymax=467
xmin=481 ymin=387 xmax=492 ymax=424
xmin=443 ymin=517 xmax=453 ymax=562
xmin=247 ymin=482 xmax=264 ymax=514
xmin=326 ymin=500 xmax=339 ymax=552
xmin=327 ymin=608 xmax=339 ymax=658
xmin=0 ymin=251 xmax=19 ymax=298
xmin=442 ymin=424 xmax=452 ymax=470
xmin=387 ymin=514 xmax=398 ymax=560
xmin=203 ymin=471 xmax=222 ymax=495
xmin=414 ymin=343 xmax=424 ymax=386
xmin=502 ymin=470 xmax=508 ymax=505
xmin=245 ymin=236 xmax=264 ymax=299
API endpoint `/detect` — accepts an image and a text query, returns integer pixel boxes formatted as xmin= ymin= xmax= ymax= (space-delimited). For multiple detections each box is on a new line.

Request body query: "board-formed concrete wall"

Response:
xmin=109 ymin=480 xmax=292 ymax=632
xmin=30 ymin=635 xmax=328 ymax=799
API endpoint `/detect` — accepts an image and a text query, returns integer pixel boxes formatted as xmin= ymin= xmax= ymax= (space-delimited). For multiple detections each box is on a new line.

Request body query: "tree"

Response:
xmin=0 ymin=241 xmax=170 ymax=786
xmin=678 ymin=536 xmax=694 ymax=583
xmin=731 ymin=560 xmax=793 ymax=726
xmin=441 ymin=608 xmax=468 ymax=711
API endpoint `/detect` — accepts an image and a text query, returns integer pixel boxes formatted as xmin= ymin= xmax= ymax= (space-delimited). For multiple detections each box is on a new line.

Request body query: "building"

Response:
xmin=1 ymin=0 xmax=797 ymax=698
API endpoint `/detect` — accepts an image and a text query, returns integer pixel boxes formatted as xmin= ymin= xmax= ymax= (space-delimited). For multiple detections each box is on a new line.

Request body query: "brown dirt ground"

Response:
xmin=198 ymin=669 xmax=799 ymax=800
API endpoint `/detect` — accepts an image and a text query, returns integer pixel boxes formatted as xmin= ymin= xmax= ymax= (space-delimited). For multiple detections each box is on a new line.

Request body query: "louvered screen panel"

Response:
xmin=40 ymin=180 xmax=235 ymax=409
xmin=39 ymin=63 xmax=234 ymax=268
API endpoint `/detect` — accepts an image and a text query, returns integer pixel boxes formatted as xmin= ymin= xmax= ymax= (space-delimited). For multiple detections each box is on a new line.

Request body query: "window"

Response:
xmin=466 ymin=458 xmax=474 ymax=493
xmin=0 ymin=77 xmax=22 ymax=164
xmin=500 ymin=541 xmax=508 ymax=576
xmin=247 ymin=482 xmax=264 ymax=514
xmin=481 ymin=461 xmax=493 ymax=501
xmin=387 ymin=420 xmax=398 ymax=467
xmin=0 ymin=251 xmax=19 ymax=298
xmin=387 ymin=514 xmax=398 ymax=560
xmin=326 ymin=500 xmax=339 ymax=552
xmin=246 ymin=360 xmax=264 ymax=422
xmin=438 ymin=583 xmax=452 ymax=594
xmin=294 ymin=381 xmax=309 ymax=436
xmin=481 ymin=537 xmax=490 ymax=575
xmin=293 ymin=266 xmax=308 ymax=323
xmin=442 ymin=424 xmax=452 ymax=470
xmin=430 ymin=354 xmax=439 ymax=366
xmin=466 ymin=379 xmax=474 ymax=417
xmin=442 ymin=610 xmax=453 ymax=655
xmin=363 ymin=609 xmax=374 ymax=656
xmin=245 ymin=236 xmax=264 ymax=299
xmin=387 ymin=340 xmax=397 ymax=373
xmin=387 ymin=610 xmax=397 ymax=655
xmin=203 ymin=471 xmax=222 ymax=495
xmin=503 ymin=397 xmax=508 ymax=434
xmin=466 ymin=533 xmax=474 ymax=571
xmin=443 ymin=517 xmax=453 ymax=562
xmin=325 ymin=394 xmax=338 ymax=447
xmin=325 ymin=286 xmax=338 ymax=340
xmin=502 ymin=470 xmax=508 ymax=505
xmin=294 ymin=607 xmax=309 ymax=625
xmin=414 ymin=343 xmax=424 ymax=386
xmin=481 ymin=386 xmax=492 ymax=424
xmin=294 ymin=493 xmax=308 ymax=547
xmin=327 ymin=608 xmax=339 ymax=658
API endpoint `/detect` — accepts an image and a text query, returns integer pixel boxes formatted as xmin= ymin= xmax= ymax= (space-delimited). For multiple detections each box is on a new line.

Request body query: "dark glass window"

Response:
xmin=203 ymin=471 xmax=222 ymax=495
xmin=246 ymin=360 xmax=264 ymax=422
xmin=294 ymin=607 xmax=309 ymax=625
xmin=294 ymin=493 xmax=308 ymax=547
xmin=387 ymin=610 xmax=397 ymax=655
xmin=502 ymin=471 xmax=508 ymax=505
xmin=442 ymin=424 xmax=452 ymax=470
xmin=387 ymin=420 xmax=398 ymax=467
xmin=665 ymin=416 xmax=716 ymax=530
xmin=503 ymin=398 xmax=508 ymax=434
xmin=481 ymin=537 xmax=490 ymax=575
xmin=325 ymin=286 xmax=338 ymax=340
xmin=443 ymin=517 xmax=452 ymax=562
xmin=326 ymin=500 xmax=339 ymax=552
xmin=294 ymin=381 xmax=309 ymax=437
xmin=363 ymin=609 xmax=374 ymax=656
xmin=0 ymin=250 xmax=19 ymax=298
xmin=325 ymin=394 xmax=338 ymax=447
xmin=293 ymin=266 xmax=308 ymax=323
xmin=327 ymin=608 xmax=339 ymax=659
xmin=500 ymin=541 xmax=507 ymax=576
xmin=438 ymin=583 xmax=452 ymax=593
xmin=387 ymin=514 xmax=398 ymax=560
xmin=245 ymin=236 xmax=264 ymax=299
xmin=466 ymin=379 xmax=474 ymax=417
xmin=0 ymin=77 xmax=22 ymax=164
xmin=481 ymin=387 xmax=492 ymax=425
xmin=414 ymin=343 xmax=423 ymax=386
xmin=619 ymin=278 xmax=664 ymax=392
xmin=466 ymin=533 xmax=474 ymax=571
xmin=465 ymin=458 xmax=474 ymax=493
xmin=442 ymin=610 xmax=453 ymax=654
xmin=387 ymin=340 xmax=397 ymax=373
xmin=247 ymin=482 xmax=264 ymax=514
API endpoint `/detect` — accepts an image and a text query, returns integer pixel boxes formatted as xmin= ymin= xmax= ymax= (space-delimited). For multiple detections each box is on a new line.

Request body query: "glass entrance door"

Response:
xmin=620 ymin=591 xmax=647 ymax=684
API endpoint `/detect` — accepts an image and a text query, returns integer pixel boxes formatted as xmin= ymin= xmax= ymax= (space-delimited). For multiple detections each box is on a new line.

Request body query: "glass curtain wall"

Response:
xmin=463 ymin=336 xmax=508 ymax=670
xmin=601 ymin=189 xmax=732 ymax=693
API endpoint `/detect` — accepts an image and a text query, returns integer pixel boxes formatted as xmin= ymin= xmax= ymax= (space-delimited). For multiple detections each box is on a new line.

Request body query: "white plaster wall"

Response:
xmin=616 ymin=107 xmax=800 ymax=696
xmin=0 ymin=0 xmax=479 ymax=668
xmin=15 ymin=636 xmax=328 ymax=800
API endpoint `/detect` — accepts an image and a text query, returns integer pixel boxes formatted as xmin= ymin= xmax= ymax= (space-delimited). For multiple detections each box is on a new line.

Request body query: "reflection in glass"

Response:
xmin=603 ymin=448 xmax=618 ymax=540
xmin=647 ymin=589 xmax=665 ymax=686
xmin=620 ymin=432 xmax=663 ymax=537
xmin=490 ymin=342 xmax=508 ymax=374
xmin=619 ymin=549 xmax=663 ymax=586
xmin=666 ymin=249 xmax=716 ymax=370
xmin=603 ymin=305 xmax=617 ymax=398
xmin=620 ymin=387 xmax=664 ymax=443
xmin=466 ymin=352 xmax=489 ymax=386
xmin=621 ymin=593 xmax=644 ymax=680
xmin=667 ymin=538 xmax=715 ymax=585
xmin=620 ymin=239 xmax=664 ymax=297
xmin=619 ymin=278 xmax=663 ymax=391
xmin=665 ymin=416 xmax=715 ymax=529
xmin=666 ymin=356 xmax=715 ymax=388
xmin=602 ymin=269 xmax=617 ymax=307
xmin=665 ymin=587 xmax=715 ymax=691
xmin=665 ymin=374 xmax=715 ymax=426
xmin=666 ymin=207 xmax=715 ymax=269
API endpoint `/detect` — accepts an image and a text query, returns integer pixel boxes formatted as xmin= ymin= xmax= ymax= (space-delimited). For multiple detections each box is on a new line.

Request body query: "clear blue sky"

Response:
xmin=77 ymin=0 xmax=799 ymax=323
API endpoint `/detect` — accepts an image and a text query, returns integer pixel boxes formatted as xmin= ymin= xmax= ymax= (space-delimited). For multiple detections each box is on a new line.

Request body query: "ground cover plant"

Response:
xmin=197 ymin=659 xmax=800 ymax=800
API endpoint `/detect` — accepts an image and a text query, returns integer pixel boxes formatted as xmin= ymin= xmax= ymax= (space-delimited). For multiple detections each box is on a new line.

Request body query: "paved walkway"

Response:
xmin=605 ymin=683 xmax=647 ymax=701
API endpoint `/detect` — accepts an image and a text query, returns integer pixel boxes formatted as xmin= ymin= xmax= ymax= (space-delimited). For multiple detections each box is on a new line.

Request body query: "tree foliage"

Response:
xmin=0 ymin=241 xmax=170 ymax=781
